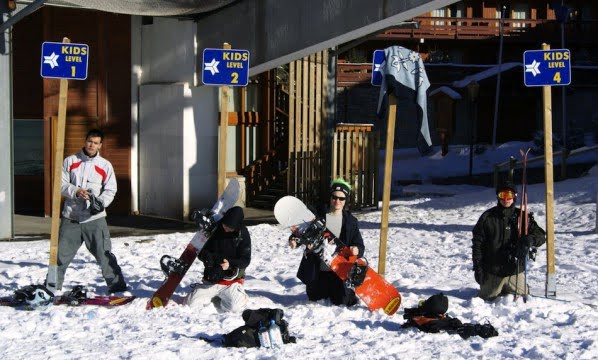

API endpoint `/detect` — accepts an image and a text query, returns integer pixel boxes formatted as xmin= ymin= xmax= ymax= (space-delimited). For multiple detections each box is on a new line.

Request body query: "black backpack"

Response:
xmin=222 ymin=308 xmax=297 ymax=348
xmin=402 ymin=293 xmax=498 ymax=339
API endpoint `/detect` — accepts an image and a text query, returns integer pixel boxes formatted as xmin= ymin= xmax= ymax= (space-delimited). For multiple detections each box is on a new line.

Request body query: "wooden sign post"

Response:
xmin=541 ymin=43 xmax=557 ymax=297
xmin=217 ymin=43 xmax=231 ymax=196
xmin=378 ymin=94 xmax=397 ymax=275
xmin=47 ymin=37 xmax=70 ymax=292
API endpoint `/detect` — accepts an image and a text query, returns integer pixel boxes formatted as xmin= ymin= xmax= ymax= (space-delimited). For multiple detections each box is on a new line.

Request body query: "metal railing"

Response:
xmin=493 ymin=145 xmax=598 ymax=188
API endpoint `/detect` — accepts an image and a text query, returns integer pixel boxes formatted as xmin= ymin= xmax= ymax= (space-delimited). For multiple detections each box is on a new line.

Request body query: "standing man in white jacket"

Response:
xmin=45 ymin=129 xmax=127 ymax=293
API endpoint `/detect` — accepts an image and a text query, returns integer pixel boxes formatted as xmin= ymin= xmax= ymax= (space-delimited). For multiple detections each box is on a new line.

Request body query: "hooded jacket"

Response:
xmin=61 ymin=149 xmax=117 ymax=223
xmin=472 ymin=203 xmax=546 ymax=277
xmin=198 ymin=207 xmax=251 ymax=282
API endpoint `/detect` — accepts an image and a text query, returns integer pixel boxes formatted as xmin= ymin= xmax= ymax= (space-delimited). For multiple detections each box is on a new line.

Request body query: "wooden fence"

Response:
xmin=287 ymin=50 xmax=328 ymax=205
xmin=332 ymin=123 xmax=379 ymax=210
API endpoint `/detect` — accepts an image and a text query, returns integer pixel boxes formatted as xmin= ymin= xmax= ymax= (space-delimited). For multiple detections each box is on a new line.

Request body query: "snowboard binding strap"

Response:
xmin=345 ymin=258 xmax=368 ymax=289
xmin=62 ymin=285 xmax=88 ymax=305
xmin=160 ymin=255 xmax=187 ymax=276
xmin=190 ymin=208 xmax=218 ymax=233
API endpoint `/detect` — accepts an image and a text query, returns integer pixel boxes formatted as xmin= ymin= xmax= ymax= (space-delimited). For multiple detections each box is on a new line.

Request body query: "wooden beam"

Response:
xmin=218 ymin=43 xmax=231 ymax=196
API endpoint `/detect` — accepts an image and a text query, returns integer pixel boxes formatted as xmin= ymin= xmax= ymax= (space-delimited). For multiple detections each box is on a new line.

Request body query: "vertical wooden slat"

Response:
xmin=357 ymin=130 xmax=363 ymax=207
xmin=287 ymin=62 xmax=295 ymax=194
xmin=332 ymin=131 xmax=338 ymax=180
xmin=302 ymin=56 xmax=309 ymax=197
xmin=315 ymin=52 xmax=323 ymax=199
xmin=364 ymin=131 xmax=371 ymax=206
xmin=344 ymin=129 xmax=351 ymax=187
xmin=305 ymin=54 xmax=316 ymax=194
xmin=295 ymin=59 xmax=302 ymax=195
xmin=351 ymin=130 xmax=358 ymax=207
xmin=240 ymin=87 xmax=247 ymax=169
xmin=338 ymin=131 xmax=345 ymax=183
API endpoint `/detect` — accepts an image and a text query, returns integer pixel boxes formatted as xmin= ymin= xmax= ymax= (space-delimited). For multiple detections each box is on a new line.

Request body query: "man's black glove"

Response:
xmin=515 ymin=235 xmax=534 ymax=260
xmin=521 ymin=234 xmax=534 ymax=248
xmin=88 ymin=194 xmax=105 ymax=215
xmin=474 ymin=266 xmax=485 ymax=285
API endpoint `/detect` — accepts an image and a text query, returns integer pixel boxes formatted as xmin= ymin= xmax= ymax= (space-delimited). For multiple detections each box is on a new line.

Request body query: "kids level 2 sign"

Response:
xmin=523 ymin=49 xmax=571 ymax=87
xmin=202 ymin=48 xmax=250 ymax=86
xmin=41 ymin=42 xmax=89 ymax=80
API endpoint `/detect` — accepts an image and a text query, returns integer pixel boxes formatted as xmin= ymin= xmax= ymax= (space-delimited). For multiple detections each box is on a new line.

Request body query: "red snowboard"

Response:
xmin=146 ymin=179 xmax=240 ymax=309
xmin=329 ymin=247 xmax=401 ymax=315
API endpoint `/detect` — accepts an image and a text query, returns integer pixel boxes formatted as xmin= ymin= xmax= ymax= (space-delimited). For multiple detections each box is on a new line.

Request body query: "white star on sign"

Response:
xmin=204 ymin=58 xmax=220 ymax=76
xmin=525 ymin=59 xmax=541 ymax=77
xmin=43 ymin=52 xmax=60 ymax=69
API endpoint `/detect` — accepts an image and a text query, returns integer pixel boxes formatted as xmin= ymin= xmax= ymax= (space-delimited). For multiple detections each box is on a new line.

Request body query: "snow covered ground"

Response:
xmin=1 ymin=141 xmax=596 ymax=359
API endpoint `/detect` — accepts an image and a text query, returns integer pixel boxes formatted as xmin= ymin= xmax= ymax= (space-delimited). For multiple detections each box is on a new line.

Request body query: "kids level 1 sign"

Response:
xmin=523 ymin=49 xmax=571 ymax=87
xmin=202 ymin=48 xmax=250 ymax=86
xmin=40 ymin=42 xmax=89 ymax=80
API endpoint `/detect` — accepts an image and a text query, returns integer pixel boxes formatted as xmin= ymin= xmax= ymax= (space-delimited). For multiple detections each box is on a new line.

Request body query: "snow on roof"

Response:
xmin=452 ymin=62 xmax=521 ymax=88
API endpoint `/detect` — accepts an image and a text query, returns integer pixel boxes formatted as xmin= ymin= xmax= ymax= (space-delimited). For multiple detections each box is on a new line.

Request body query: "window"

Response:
xmin=432 ymin=7 xmax=447 ymax=26
xmin=512 ymin=3 xmax=528 ymax=28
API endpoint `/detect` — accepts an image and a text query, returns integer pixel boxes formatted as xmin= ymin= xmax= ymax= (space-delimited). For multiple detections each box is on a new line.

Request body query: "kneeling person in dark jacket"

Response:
xmin=289 ymin=178 xmax=365 ymax=307
xmin=472 ymin=181 xmax=546 ymax=300
xmin=184 ymin=206 xmax=251 ymax=312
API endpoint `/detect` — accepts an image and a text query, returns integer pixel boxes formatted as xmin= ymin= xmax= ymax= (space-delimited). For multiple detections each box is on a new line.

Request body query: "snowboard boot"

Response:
xmin=107 ymin=278 xmax=127 ymax=294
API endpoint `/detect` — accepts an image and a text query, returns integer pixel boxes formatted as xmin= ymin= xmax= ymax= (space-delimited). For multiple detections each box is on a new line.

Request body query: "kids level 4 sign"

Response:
xmin=202 ymin=48 xmax=249 ymax=86
xmin=40 ymin=42 xmax=89 ymax=80
xmin=523 ymin=49 xmax=571 ymax=87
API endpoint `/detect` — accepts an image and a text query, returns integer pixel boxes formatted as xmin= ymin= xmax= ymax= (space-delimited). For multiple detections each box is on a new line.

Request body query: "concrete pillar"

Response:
xmin=0 ymin=5 xmax=14 ymax=240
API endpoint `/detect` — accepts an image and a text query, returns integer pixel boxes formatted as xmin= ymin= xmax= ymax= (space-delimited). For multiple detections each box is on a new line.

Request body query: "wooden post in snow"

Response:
xmin=217 ymin=43 xmax=231 ymax=196
xmin=378 ymin=94 xmax=397 ymax=275
xmin=47 ymin=37 xmax=70 ymax=292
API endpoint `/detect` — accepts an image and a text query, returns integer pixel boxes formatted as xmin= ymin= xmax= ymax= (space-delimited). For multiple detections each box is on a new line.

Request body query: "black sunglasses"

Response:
xmin=330 ymin=195 xmax=346 ymax=201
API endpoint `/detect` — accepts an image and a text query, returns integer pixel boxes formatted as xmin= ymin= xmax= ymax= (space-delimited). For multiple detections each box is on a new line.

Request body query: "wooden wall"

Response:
xmin=12 ymin=7 xmax=131 ymax=215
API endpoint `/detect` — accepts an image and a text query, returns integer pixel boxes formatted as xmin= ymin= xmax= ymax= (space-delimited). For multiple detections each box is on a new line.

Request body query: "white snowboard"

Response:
xmin=273 ymin=195 xmax=316 ymax=228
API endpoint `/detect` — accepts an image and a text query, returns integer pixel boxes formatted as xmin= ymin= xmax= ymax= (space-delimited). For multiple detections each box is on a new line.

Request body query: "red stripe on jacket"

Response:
xmin=94 ymin=165 xmax=107 ymax=184
xmin=69 ymin=161 xmax=82 ymax=171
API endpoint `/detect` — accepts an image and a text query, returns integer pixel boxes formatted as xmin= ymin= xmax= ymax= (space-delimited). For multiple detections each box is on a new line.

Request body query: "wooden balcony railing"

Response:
xmin=376 ymin=16 xmax=549 ymax=40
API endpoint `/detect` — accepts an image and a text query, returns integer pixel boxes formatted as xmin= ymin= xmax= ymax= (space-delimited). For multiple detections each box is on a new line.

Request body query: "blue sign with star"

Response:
xmin=202 ymin=48 xmax=250 ymax=86
xmin=371 ymin=50 xmax=385 ymax=86
xmin=523 ymin=49 xmax=571 ymax=87
xmin=40 ymin=42 xmax=89 ymax=80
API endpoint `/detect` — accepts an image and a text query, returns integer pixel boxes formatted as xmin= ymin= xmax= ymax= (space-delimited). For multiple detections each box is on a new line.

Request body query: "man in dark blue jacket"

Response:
xmin=290 ymin=179 xmax=365 ymax=306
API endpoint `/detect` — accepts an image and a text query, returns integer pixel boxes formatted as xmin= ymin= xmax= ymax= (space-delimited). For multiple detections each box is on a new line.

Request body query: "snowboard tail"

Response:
xmin=0 ymin=294 xmax=135 ymax=308
xmin=146 ymin=179 xmax=241 ymax=310
xmin=275 ymin=196 xmax=401 ymax=315
xmin=329 ymin=247 xmax=401 ymax=315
